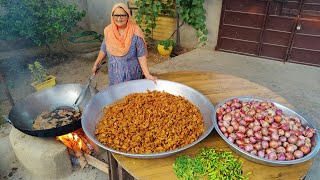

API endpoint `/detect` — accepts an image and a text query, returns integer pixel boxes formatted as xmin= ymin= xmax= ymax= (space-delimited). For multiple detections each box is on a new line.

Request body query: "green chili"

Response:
xmin=173 ymin=148 xmax=251 ymax=180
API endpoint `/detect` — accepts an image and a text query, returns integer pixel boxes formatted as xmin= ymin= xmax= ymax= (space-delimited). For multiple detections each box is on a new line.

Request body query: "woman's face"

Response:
xmin=113 ymin=7 xmax=128 ymax=28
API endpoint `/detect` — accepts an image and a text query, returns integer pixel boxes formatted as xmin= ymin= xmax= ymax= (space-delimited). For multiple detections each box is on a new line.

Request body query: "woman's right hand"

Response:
xmin=91 ymin=64 xmax=98 ymax=75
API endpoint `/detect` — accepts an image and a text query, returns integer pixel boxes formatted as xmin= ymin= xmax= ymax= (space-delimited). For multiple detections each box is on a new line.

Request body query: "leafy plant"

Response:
xmin=0 ymin=0 xmax=86 ymax=53
xmin=134 ymin=0 xmax=175 ymax=41
xmin=28 ymin=61 xmax=50 ymax=84
xmin=157 ymin=39 xmax=176 ymax=50
xmin=176 ymin=0 xmax=208 ymax=46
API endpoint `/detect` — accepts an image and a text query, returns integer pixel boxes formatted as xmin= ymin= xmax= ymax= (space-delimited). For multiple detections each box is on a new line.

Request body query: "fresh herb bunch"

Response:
xmin=157 ymin=39 xmax=176 ymax=50
xmin=28 ymin=61 xmax=49 ymax=84
xmin=173 ymin=148 xmax=251 ymax=180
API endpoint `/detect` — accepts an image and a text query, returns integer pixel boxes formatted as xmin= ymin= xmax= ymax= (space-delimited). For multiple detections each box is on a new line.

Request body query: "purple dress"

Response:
xmin=100 ymin=35 xmax=146 ymax=86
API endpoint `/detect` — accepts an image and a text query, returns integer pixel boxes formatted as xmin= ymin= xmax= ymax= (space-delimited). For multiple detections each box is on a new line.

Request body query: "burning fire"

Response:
xmin=56 ymin=129 xmax=93 ymax=154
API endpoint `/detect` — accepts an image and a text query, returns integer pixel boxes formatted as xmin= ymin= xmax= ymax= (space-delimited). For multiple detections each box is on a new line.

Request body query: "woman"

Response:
xmin=92 ymin=3 xmax=157 ymax=86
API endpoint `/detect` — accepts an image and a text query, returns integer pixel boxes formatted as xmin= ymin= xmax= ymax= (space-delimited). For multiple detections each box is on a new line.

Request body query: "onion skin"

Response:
xmin=285 ymin=153 xmax=295 ymax=160
xmin=278 ymin=153 xmax=286 ymax=161
xmin=268 ymin=152 xmax=277 ymax=160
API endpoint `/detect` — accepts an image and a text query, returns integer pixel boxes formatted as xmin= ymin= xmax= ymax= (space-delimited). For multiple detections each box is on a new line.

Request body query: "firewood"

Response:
xmin=84 ymin=154 xmax=109 ymax=174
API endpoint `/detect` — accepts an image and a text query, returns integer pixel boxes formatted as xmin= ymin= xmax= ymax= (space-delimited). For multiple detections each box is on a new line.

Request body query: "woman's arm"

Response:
xmin=92 ymin=50 xmax=107 ymax=75
xmin=138 ymin=56 xmax=157 ymax=83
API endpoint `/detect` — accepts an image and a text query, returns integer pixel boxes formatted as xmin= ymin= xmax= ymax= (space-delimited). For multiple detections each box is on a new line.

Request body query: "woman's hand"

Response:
xmin=145 ymin=74 xmax=157 ymax=85
xmin=91 ymin=64 xmax=98 ymax=75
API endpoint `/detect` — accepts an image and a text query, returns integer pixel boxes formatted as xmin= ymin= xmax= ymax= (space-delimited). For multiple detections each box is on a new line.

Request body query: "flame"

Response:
xmin=57 ymin=132 xmax=84 ymax=151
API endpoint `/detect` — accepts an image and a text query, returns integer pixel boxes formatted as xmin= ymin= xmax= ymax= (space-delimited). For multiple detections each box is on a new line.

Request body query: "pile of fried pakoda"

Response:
xmin=95 ymin=90 xmax=204 ymax=154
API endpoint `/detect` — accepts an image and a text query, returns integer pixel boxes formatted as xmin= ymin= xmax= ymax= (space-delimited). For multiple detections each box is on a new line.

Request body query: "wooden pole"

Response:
xmin=0 ymin=71 xmax=14 ymax=106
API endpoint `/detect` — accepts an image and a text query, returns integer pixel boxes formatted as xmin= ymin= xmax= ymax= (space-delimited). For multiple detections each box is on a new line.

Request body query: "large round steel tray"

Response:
xmin=82 ymin=79 xmax=214 ymax=158
xmin=213 ymin=96 xmax=320 ymax=166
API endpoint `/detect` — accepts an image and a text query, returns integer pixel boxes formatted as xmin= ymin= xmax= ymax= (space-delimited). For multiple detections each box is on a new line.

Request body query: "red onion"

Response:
xmin=274 ymin=115 xmax=282 ymax=123
xmin=305 ymin=127 xmax=316 ymax=138
xmin=248 ymin=123 xmax=254 ymax=129
xmin=238 ymin=126 xmax=246 ymax=133
xmin=229 ymin=133 xmax=236 ymax=139
xmin=261 ymin=141 xmax=269 ymax=149
xmin=225 ymin=107 xmax=231 ymax=113
xmin=234 ymin=102 xmax=241 ymax=108
xmin=254 ymin=142 xmax=262 ymax=151
xmin=262 ymin=136 xmax=271 ymax=141
xmin=244 ymin=116 xmax=254 ymax=123
xmin=218 ymin=114 xmax=223 ymax=121
xmin=244 ymin=138 xmax=250 ymax=144
xmin=295 ymin=139 xmax=305 ymax=147
xmin=236 ymin=139 xmax=245 ymax=146
xmin=261 ymin=128 xmax=269 ymax=136
xmin=293 ymin=150 xmax=304 ymax=159
xmin=253 ymin=120 xmax=260 ymax=126
xmin=218 ymin=121 xmax=224 ymax=127
xmin=250 ymin=149 xmax=257 ymax=155
xmin=226 ymin=100 xmax=232 ymax=106
xmin=244 ymin=144 xmax=254 ymax=152
xmin=255 ymin=113 xmax=264 ymax=120
xmin=285 ymin=144 xmax=295 ymax=153
xmin=228 ymin=137 xmax=235 ymax=143
xmin=247 ymin=109 xmax=255 ymax=116
xmin=221 ymin=104 xmax=228 ymax=109
xmin=288 ymin=135 xmax=298 ymax=144
xmin=276 ymin=146 xmax=286 ymax=154
xmin=227 ymin=126 xmax=234 ymax=133
xmin=253 ymin=125 xmax=262 ymax=132
xmin=271 ymin=132 xmax=279 ymax=141
xmin=239 ymin=120 xmax=247 ymax=126
xmin=276 ymin=109 xmax=283 ymax=115
xmin=279 ymin=136 xmax=287 ymax=142
xmin=224 ymin=133 xmax=229 ymax=137
xmin=267 ymin=109 xmax=276 ymax=117
xmin=233 ymin=98 xmax=240 ymax=103
xmin=271 ymin=122 xmax=279 ymax=128
xmin=278 ymin=129 xmax=285 ymax=136
xmin=261 ymin=120 xmax=270 ymax=128
xmin=249 ymin=136 xmax=257 ymax=144
xmin=269 ymin=140 xmax=279 ymax=148
xmin=220 ymin=127 xmax=227 ymax=133
xmin=234 ymin=112 xmax=240 ymax=118
xmin=283 ymin=142 xmax=289 ymax=148
xmin=258 ymin=150 xmax=265 ymax=158
xmin=277 ymin=153 xmax=286 ymax=161
xmin=266 ymin=148 xmax=275 ymax=154
xmin=268 ymin=127 xmax=277 ymax=133
xmin=300 ymin=145 xmax=311 ymax=155
xmin=236 ymin=132 xmax=245 ymax=139
xmin=232 ymin=122 xmax=239 ymax=131
xmin=246 ymin=129 xmax=254 ymax=137
xmin=281 ymin=124 xmax=290 ymax=132
xmin=223 ymin=120 xmax=230 ymax=127
xmin=223 ymin=114 xmax=232 ymax=122
xmin=285 ymin=153 xmax=295 ymax=160
xmin=268 ymin=152 xmax=277 ymax=160
xmin=254 ymin=132 xmax=262 ymax=140
xmin=265 ymin=116 xmax=274 ymax=124
xmin=284 ymin=131 xmax=291 ymax=138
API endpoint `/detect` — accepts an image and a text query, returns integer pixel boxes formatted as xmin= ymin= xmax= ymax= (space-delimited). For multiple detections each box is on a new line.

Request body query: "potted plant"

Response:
xmin=28 ymin=61 xmax=56 ymax=91
xmin=157 ymin=39 xmax=176 ymax=56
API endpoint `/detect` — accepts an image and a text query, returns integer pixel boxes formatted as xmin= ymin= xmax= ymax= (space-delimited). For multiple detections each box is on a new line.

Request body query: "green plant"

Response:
xmin=176 ymin=0 xmax=208 ymax=46
xmin=134 ymin=0 xmax=175 ymax=41
xmin=28 ymin=61 xmax=50 ymax=84
xmin=0 ymin=0 xmax=86 ymax=53
xmin=158 ymin=39 xmax=176 ymax=50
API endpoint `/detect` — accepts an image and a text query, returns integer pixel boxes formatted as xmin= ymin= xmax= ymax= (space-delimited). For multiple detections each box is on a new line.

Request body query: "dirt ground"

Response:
xmin=0 ymin=41 xmax=191 ymax=180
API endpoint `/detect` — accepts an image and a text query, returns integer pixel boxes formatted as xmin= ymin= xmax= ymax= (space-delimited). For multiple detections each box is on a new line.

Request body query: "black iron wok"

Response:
xmin=6 ymin=84 xmax=98 ymax=137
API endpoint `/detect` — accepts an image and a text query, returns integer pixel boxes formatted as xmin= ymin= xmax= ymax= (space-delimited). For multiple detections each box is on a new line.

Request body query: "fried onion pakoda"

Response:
xmin=95 ymin=90 xmax=204 ymax=154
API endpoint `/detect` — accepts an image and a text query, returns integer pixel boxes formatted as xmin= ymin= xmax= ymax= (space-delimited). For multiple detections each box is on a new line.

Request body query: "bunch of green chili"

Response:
xmin=173 ymin=148 xmax=251 ymax=180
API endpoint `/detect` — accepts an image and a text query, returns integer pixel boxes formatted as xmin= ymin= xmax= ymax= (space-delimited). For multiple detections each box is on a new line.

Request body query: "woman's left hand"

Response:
xmin=145 ymin=74 xmax=157 ymax=85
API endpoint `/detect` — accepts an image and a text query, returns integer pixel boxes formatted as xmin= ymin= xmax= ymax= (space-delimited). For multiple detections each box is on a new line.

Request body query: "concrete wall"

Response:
xmin=179 ymin=0 xmax=223 ymax=49
xmin=87 ymin=0 xmax=127 ymax=34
